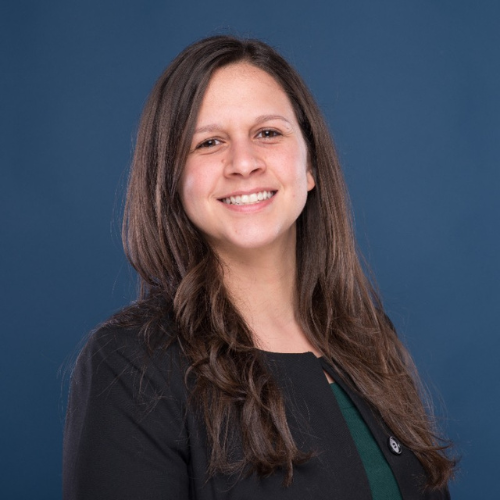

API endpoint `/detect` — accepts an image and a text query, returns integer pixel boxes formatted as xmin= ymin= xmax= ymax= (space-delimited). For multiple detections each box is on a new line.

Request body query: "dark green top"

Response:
xmin=330 ymin=383 xmax=403 ymax=500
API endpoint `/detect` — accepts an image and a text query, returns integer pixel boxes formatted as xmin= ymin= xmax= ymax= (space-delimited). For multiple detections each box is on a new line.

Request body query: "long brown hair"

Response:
xmin=120 ymin=35 xmax=454 ymax=488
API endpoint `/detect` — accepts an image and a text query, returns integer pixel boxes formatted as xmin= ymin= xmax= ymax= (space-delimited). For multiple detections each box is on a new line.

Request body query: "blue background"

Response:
xmin=1 ymin=1 xmax=498 ymax=498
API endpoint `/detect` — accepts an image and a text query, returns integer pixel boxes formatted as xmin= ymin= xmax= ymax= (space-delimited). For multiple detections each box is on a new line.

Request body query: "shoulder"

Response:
xmin=69 ymin=308 xmax=189 ymax=410
xmin=64 ymin=309 xmax=192 ymax=498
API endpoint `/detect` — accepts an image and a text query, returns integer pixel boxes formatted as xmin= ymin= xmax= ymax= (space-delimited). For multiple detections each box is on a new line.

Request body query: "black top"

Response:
xmin=63 ymin=324 xmax=450 ymax=500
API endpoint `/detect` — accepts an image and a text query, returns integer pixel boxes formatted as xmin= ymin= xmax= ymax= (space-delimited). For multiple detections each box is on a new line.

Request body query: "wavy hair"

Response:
xmin=119 ymin=35 xmax=454 ymax=488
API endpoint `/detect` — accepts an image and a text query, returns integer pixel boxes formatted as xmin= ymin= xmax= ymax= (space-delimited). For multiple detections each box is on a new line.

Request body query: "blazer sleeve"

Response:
xmin=63 ymin=326 xmax=191 ymax=500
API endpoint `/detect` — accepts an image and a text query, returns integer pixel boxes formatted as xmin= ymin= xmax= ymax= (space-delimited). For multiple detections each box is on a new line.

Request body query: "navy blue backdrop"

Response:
xmin=1 ymin=1 xmax=498 ymax=498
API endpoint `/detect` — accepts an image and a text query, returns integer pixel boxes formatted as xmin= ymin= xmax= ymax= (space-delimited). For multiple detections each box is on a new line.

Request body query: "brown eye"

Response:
xmin=197 ymin=138 xmax=221 ymax=149
xmin=257 ymin=129 xmax=281 ymax=139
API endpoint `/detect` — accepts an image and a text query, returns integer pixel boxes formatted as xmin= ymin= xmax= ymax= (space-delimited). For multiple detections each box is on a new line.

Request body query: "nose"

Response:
xmin=225 ymin=139 xmax=265 ymax=177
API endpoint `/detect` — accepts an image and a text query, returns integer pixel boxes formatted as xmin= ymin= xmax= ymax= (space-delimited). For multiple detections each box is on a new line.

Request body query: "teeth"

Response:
xmin=222 ymin=191 xmax=274 ymax=205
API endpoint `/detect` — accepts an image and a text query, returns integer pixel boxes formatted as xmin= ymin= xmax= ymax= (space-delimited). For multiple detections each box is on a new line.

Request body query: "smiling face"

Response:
xmin=179 ymin=62 xmax=315 ymax=259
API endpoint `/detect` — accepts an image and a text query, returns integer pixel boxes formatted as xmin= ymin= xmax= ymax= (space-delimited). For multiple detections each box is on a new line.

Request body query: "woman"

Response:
xmin=63 ymin=35 xmax=454 ymax=499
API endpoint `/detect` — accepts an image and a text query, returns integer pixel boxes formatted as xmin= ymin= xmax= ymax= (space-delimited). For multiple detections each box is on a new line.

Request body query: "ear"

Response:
xmin=306 ymin=163 xmax=315 ymax=191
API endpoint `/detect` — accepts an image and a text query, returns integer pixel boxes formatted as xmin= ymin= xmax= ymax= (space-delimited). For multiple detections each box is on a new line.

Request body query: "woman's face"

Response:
xmin=179 ymin=62 xmax=315 ymax=258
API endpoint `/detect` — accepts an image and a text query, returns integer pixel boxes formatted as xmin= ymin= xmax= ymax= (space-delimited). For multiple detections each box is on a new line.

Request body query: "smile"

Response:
xmin=220 ymin=191 xmax=276 ymax=206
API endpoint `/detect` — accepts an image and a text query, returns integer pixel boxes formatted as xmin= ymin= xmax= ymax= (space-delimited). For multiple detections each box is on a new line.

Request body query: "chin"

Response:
xmin=211 ymin=231 xmax=295 ymax=256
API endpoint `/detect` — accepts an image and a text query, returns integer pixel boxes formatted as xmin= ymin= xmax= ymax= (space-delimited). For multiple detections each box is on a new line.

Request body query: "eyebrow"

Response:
xmin=193 ymin=114 xmax=293 ymax=135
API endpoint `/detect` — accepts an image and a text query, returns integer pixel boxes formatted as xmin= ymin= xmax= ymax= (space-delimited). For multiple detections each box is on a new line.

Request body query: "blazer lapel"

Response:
xmin=319 ymin=358 xmax=431 ymax=500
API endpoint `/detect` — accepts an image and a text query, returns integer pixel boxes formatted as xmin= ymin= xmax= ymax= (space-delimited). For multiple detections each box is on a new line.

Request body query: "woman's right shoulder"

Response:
xmin=71 ymin=303 xmax=189 ymax=402
xmin=64 ymin=305 xmax=192 ymax=499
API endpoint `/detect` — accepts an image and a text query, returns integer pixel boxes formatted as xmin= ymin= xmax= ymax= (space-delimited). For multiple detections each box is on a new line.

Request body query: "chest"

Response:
xmin=184 ymin=353 xmax=445 ymax=500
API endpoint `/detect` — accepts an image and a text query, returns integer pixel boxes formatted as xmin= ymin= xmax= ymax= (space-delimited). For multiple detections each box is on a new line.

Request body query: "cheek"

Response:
xmin=178 ymin=168 xmax=198 ymax=220
xmin=179 ymin=161 xmax=203 ymax=200
xmin=179 ymin=175 xmax=194 ymax=203
xmin=288 ymin=149 xmax=311 ymax=189
xmin=179 ymin=162 xmax=217 ymax=226
xmin=181 ymin=159 xmax=216 ymax=195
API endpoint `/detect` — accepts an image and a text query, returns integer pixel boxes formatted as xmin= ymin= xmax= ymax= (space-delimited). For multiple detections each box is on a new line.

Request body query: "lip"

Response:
xmin=217 ymin=188 xmax=277 ymax=212
xmin=217 ymin=187 xmax=277 ymax=199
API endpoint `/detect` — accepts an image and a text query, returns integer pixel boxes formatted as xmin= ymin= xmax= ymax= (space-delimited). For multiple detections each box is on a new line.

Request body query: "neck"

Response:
xmin=222 ymin=248 xmax=297 ymax=325
xmin=215 ymin=237 xmax=316 ymax=354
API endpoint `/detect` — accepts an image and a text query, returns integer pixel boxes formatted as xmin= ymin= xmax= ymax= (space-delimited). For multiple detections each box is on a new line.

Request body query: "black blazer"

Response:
xmin=63 ymin=325 xmax=450 ymax=499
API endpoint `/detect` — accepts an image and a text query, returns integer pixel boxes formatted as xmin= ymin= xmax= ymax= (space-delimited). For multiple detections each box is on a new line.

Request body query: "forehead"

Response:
xmin=207 ymin=62 xmax=282 ymax=92
xmin=196 ymin=62 xmax=295 ymax=120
